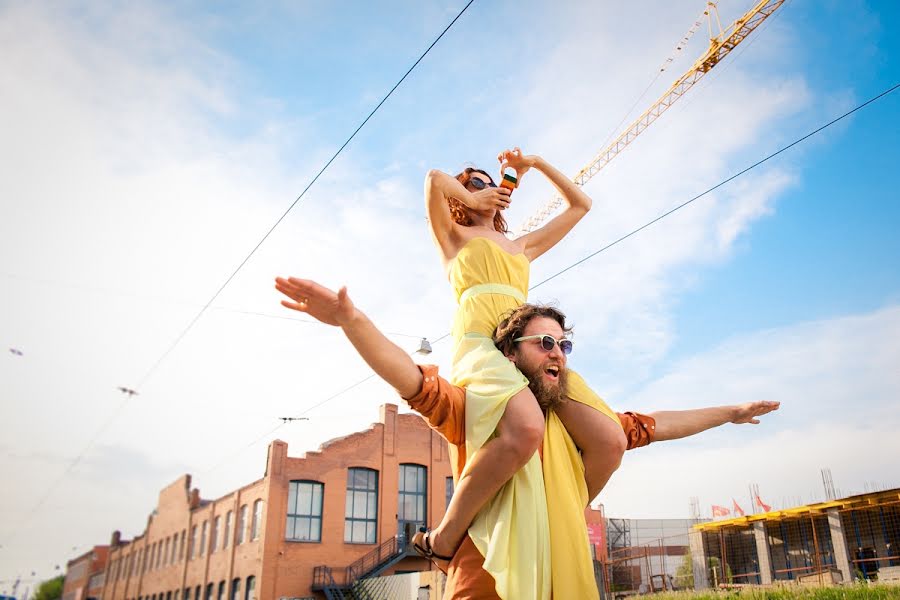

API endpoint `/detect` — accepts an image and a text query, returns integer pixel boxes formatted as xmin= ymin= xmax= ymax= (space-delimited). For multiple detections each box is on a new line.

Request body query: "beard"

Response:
xmin=519 ymin=362 xmax=569 ymax=412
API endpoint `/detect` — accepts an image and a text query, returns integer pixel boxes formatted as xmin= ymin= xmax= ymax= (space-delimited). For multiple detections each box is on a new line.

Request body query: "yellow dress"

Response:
xmin=448 ymin=237 xmax=620 ymax=600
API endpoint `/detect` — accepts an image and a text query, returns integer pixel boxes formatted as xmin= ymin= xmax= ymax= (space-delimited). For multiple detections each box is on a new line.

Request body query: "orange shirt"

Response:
xmin=405 ymin=365 xmax=656 ymax=599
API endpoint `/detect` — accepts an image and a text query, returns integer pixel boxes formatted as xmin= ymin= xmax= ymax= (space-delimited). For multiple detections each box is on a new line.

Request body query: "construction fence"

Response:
xmin=597 ymin=489 xmax=900 ymax=597
xmin=694 ymin=491 xmax=900 ymax=588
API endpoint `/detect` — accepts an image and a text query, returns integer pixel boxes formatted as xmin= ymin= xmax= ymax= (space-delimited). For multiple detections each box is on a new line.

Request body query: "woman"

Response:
xmin=418 ymin=148 xmax=626 ymax=599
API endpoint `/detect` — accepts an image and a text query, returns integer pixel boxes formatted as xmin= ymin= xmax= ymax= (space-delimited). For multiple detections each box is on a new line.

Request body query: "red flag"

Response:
xmin=732 ymin=499 xmax=745 ymax=517
xmin=755 ymin=494 xmax=771 ymax=512
xmin=712 ymin=505 xmax=731 ymax=518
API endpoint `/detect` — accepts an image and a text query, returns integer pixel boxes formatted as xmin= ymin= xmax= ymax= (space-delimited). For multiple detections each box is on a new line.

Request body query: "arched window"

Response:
xmin=230 ymin=578 xmax=241 ymax=600
xmin=216 ymin=580 xmax=226 ymax=600
xmin=223 ymin=512 xmax=232 ymax=548
xmin=244 ymin=576 xmax=255 ymax=600
xmin=250 ymin=500 xmax=263 ymax=541
xmin=236 ymin=505 xmax=248 ymax=544
xmin=398 ymin=464 xmax=427 ymax=540
xmin=211 ymin=516 xmax=221 ymax=553
xmin=286 ymin=481 xmax=323 ymax=542
xmin=345 ymin=468 xmax=378 ymax=544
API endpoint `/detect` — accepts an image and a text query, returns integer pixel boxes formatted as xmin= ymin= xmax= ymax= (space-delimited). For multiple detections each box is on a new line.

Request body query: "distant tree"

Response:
xmin=675 ymin=551 xmax=694 ymax=589
xmin=32 ymin=576 xmax=64 ymax=600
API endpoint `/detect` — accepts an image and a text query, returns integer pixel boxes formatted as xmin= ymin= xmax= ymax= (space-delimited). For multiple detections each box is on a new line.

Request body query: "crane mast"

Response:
xmin=517 ymin=0 xmax=786 ymax=234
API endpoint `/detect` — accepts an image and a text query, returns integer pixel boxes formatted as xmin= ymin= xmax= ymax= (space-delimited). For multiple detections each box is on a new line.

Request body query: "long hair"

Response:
xmin=451 ymin=167 xmax=509 ymax=234
xmin=493 ymin=304 xmax=572 ymax=357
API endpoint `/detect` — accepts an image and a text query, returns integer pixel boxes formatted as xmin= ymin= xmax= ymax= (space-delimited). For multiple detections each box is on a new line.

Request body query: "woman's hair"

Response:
xmin=451 ymin=167 xmax=509 ymax=233
xmin=493 ymin=304 xmax=572 ymax=357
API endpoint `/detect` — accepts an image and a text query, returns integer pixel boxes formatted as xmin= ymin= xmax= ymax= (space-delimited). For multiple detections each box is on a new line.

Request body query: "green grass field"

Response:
xmin=648 ymin=585 xmax=900 ymax=599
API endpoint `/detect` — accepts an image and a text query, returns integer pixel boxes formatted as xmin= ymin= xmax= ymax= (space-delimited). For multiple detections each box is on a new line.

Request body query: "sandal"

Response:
xmin=411 ymin=527 xmax=453 ymax=574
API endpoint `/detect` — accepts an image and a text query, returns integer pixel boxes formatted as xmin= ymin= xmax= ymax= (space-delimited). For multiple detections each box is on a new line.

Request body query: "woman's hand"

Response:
xmin=460 ymin=186 xmax=512 ymax=212
xmin=275 ymin=277 xmax=357 ymax=327
xmin=498 ymin=147 xmax=538 ymax=179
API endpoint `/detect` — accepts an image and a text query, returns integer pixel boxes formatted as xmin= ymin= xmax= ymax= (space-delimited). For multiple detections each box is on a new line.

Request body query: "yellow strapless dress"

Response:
xmin=449 ymin=237 xmax=619 ymax=600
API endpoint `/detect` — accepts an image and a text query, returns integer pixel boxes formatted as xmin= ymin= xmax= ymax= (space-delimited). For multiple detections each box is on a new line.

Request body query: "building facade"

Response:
xmin=91 ymin=404 xmax=452 ymax=600
xmin=690 ymin=488 xmax=900 ymax=588
xmin=63 ymin=546 xmax=110 ymax=600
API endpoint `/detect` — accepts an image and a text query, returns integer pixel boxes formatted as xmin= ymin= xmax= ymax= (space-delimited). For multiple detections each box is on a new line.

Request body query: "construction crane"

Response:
xmin=517 ymin=0 xmax=786 ymax=234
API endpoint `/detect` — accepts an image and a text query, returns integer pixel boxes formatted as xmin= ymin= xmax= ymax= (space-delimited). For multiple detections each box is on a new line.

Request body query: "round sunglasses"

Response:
xmin=513 ymin=334 xmax=574 ymax=355
xmin=468 ymin=177 xmax=497 ymax=190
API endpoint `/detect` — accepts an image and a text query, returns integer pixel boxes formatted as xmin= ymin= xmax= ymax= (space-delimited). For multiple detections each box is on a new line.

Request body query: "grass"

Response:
xmin=648 ymin=585 xmax=900 ymax=599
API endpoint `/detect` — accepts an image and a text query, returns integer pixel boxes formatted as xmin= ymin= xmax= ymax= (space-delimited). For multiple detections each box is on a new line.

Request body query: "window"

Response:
xmin=217 ymin=581 xmax=225 ymax=600
xmin=190 ymin=525 xmax=198 ymax=559
xmin=250 ymin=500 xmax=263 ymax=541
xmin=211 ymin=516 xmax=220 ymax=553
xmin=195 ymin=585 xmax=201 ymax=600
xmin=345 ymin=468 xmax=378 ymax=544
xmin=205 ymin=584 xmax=213 ymax=600
xmin=224 ymin=512 xmax=232 ymax=548
xmin=171 ymin=534 xmax=178 ymax=563
xmin=200 ymin=521 xmax=208 ymax=556
xmin=237 ymin=505 xmax=248 ymax=544
xmin=163 ymin=538 xmax=170 ymax=566
xmin=179 ymin=530 xmax=186 ymax=560
xmin=398 ymin=464 xmax=427 ymax=528
xmin=244 ymin=576 xmax=255 ymax=600
xmin=286 ymin=481 xmax=323 ymax=542
xmin=184 ymin=589 xmax=191 ymax=600
xmin=445 ymin=477 xmax=454 ymax=510
xmin=230 ymin=578 xmax=241 ymax=600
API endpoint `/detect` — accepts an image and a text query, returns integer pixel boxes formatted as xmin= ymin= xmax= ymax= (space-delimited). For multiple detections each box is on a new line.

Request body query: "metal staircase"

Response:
xmin=312 ymin=535 xmax=411 ymax=600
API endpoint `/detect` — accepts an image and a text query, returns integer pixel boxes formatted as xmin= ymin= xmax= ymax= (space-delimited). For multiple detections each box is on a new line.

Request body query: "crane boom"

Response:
xmin=517 ymin=0 xmax=786 ymax=234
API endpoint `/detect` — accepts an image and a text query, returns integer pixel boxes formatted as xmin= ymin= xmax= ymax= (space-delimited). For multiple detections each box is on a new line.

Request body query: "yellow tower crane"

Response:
xmin=517 ymin=0 xmax=787 ymax=234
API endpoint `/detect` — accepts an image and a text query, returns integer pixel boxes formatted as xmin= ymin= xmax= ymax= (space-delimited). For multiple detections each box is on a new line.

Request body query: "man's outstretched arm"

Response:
xmin=275 ymin=277 xmax=423 ymax=398
xmin=650 ymin=401 xmax=780 ymax=442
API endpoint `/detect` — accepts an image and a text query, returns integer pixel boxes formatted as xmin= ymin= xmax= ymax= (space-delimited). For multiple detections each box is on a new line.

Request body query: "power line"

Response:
xmin=137 ymin=0 xmax=476 ymax=389
xmin=531 ymin=81 xmax=899 ymax=290
xmin=0 ymin=0 xmax=476 ymax=551
xmin=293 ymin=80 xmax=900 ymax=418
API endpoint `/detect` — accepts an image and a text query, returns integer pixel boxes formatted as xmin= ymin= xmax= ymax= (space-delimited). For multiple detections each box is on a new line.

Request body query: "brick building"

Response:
xmin=93 ymin=404 xmax=451 ymax=600
xmin=63 ymin=545 xmax=110 ymax=600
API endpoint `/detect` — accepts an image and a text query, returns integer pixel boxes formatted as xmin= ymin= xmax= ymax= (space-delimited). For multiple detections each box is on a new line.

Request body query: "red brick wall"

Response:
xmin=91 ymin=404 xmax=451 ymax=600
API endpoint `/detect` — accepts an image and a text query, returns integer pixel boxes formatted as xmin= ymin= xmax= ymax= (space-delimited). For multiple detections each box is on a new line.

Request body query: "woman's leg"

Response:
xmin=427 ymin=386 xmax=544 ymax=559
xmin=554 ymin=399 xmax=627 ymax=500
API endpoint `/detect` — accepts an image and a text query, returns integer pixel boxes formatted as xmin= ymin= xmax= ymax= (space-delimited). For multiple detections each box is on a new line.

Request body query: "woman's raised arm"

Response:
xmin=501 ymin=149 xmax=592 ymax=262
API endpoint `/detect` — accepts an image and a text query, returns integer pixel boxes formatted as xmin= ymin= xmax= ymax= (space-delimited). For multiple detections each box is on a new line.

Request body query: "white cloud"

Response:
xmin=0 ymin=0 xmax=885 ymax=585
xmin=599 ymin=305 xmax=900 ymax=518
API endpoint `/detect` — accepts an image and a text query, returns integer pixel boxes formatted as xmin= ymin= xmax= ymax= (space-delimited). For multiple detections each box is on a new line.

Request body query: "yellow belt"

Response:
xmin=458 ymin=283 xmax=526 ymax=305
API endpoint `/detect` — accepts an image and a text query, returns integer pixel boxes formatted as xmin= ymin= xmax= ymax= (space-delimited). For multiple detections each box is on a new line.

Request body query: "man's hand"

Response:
xmin=275 ymin=277 xmax=356 ymax=327
xmin=730 ymin=400 xmax=781 ymax=424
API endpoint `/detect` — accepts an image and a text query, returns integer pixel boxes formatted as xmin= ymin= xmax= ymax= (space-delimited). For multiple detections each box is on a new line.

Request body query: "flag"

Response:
xmin=755 ymin=494 xmax=771 ymax=512
xmin=712 ymin=505 xmax=730 ymax=518
xmin=732 ymin=499 xmax=745 ymax=517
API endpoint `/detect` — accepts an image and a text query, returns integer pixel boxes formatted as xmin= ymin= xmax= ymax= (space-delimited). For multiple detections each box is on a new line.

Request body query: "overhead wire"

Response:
xmin=0 ymin=0 xmax=476 ymax=549
xmin=290 ymin=80 xmax=900 ymax=419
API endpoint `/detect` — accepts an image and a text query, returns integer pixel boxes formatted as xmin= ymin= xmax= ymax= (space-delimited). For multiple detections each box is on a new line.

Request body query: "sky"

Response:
xmin=1 ymin=0 xmax=899 ymax=589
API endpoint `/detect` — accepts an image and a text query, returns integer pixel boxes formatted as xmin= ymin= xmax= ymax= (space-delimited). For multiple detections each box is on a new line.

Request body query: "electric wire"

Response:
xmin=137 ymin=0 xmax=476 ymax=389
xmin=0 ymin=0 xmax=475 ymax=549
xmin=292 ymin=80 xmax=900 ymax=419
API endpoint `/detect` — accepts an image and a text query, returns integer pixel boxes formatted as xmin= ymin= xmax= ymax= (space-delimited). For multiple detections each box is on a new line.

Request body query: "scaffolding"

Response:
xmin=692 ymin=488 xmax=900 ymax=588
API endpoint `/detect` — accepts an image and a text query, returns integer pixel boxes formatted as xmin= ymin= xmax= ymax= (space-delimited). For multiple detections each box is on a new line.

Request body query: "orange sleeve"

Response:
xmin=617 ymin=411 xmax=657 ymax=449
xmin=403 ymin=364 xmax=466 ymax=446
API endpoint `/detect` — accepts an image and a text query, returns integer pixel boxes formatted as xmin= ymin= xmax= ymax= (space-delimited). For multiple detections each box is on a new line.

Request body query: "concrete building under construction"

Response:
xmin=689 ymin=488 xmax=900 ymax=588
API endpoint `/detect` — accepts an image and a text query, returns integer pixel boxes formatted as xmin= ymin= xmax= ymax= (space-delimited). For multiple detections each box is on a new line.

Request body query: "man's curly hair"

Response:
xmin=493 ymin=304 xmax=572 ymax=356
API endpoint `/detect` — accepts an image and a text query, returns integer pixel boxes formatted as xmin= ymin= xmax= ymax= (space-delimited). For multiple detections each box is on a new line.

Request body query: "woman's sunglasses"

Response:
xmin=468 ymin=177 xmax=497 ymax=190
xmin=513 ymin=334 xmax=574 ymax=355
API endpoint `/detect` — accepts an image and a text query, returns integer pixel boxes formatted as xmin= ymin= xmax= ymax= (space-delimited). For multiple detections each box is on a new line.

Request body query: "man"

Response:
xmin=275 ymin=276 xmax=779 ymax=599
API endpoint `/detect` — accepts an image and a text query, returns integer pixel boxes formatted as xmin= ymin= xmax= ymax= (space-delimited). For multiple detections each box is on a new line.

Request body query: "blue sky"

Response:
xmin=1 ymin=0 xmax=898 ymax=589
